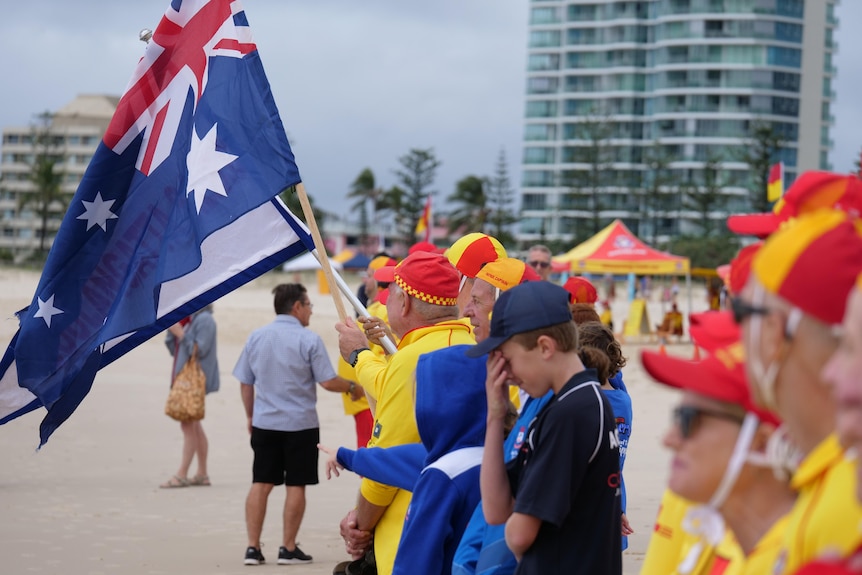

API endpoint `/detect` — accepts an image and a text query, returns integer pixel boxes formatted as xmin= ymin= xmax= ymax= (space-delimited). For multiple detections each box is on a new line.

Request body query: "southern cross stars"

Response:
xmin=77 ymin=192 xmax=118 ymax=232
xmin=186 ymin=122 xmax=237 ymax=214
xmin=34 ymin=294 xmax=63 ymax=328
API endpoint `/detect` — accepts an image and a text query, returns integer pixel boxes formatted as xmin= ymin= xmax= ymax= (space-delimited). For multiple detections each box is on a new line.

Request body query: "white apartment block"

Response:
xmin=519 ymin=0 xmax=838 ymax=243
xmin=0 ymin=94 xmax=118 ymax=258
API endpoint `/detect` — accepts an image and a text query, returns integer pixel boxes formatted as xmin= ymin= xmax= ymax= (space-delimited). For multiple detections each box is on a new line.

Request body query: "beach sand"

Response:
xmin=0 ymin=267 xmax=703 ymax=574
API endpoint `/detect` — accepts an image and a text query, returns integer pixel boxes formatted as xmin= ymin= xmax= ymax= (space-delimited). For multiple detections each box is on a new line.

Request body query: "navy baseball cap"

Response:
xmin=465 ymin=281 xmax=573 ymax=357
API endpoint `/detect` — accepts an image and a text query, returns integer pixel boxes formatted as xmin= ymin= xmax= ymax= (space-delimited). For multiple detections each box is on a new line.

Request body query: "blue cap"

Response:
xmin=465 ymin=281 xmax=573 ymax=357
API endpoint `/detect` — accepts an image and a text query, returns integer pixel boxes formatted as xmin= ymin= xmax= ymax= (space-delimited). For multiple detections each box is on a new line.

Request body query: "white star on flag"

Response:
xmin=34 ymin=294 xmax=64 ymax=328
xmin=186 ymin=123 xmax=238 ymax=214
xmin=76 ymin=192 xmax=119 ymax=232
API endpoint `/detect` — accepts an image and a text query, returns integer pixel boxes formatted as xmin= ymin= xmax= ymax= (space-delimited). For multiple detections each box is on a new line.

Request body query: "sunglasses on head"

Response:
xmin=672 ymin=405 xmax=744 ymax=439
xmin=730 ymin=296 xmax=771 ymax=325
xmin=528 ymin=260 xmax=550 ymax=269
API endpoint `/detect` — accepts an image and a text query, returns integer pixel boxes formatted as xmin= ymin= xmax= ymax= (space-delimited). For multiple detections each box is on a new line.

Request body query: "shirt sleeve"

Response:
xmin=337 ymin=444 xmax=426 ymax=492
xmin=354 ymin=350 xmax=389 ymax=401
xmin=308 ymin=334 xmax=337 ymax=383
xmin=452 ymin=503 xmax=485 ymax=575
xmin=232 ymin=341 xmax=255 ymax=385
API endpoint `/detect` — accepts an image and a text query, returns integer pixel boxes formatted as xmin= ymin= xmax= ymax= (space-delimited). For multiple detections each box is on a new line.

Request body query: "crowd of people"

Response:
xmin=158 ymin=169 xmax=862 ymax=575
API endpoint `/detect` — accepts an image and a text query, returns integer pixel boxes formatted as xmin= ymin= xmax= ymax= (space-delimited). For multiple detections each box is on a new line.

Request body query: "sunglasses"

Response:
xmin=528 ymin=260 xmax=550 ymax=269
xmin=672 ymin=405 xmax=744 ymax=439
xmin=730 ymin=296 xmax=771 ymax=325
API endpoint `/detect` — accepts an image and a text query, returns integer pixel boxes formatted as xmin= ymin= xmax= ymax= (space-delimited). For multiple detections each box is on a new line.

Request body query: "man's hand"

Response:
xmin=358 ymin=316 xmax=394 ymax=349
xmin=348 ymin=382 xmax=365 ymax=402
xmin=339 ymin=509 xmax=372 ymax=559
xmin=317 ymin=444 xmax=345 ymax=480
xmin=486 ymin=351 xmax=513 ymax=423
xmin=336 ymin=318 xmax=370 ymax=361
xmin=167 ymin=323 xmax=185 ymax=339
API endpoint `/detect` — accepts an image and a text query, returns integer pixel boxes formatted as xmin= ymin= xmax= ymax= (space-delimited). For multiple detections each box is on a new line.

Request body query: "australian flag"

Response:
xmin=0 ymin=0 xmax=314 ymax=446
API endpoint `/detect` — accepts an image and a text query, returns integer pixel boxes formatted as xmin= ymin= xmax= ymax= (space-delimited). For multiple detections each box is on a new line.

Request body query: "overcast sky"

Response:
xmin=1 ymin=1 xmax=859 ymax=220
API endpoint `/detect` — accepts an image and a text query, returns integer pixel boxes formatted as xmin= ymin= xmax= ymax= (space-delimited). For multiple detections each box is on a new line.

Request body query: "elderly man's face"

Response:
xmin=463 ymin=279 xmax=496 ymax=343
xmin=527 ymin=249 xmax=551 ymax=280
xmin=825 ymin=288 xmax=862 ymax=500
xmin=363 ymin=266 xmax=379 ymax=297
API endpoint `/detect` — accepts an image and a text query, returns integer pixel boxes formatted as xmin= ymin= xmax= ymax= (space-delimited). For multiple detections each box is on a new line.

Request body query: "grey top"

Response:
xmin=165 ymin=306 xmax=220 ymax=394
xmin=232 ymin=315 xmax=336 ymax=432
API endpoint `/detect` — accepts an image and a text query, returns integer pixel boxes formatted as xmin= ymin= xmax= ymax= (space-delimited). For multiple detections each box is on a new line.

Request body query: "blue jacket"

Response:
xmin=338 ymin=345 xmax=487 ymax=575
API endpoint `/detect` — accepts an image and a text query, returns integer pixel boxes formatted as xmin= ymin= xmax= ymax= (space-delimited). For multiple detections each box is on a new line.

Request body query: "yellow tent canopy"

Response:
xmin=553 ymin=219 xmax=690 ymax=275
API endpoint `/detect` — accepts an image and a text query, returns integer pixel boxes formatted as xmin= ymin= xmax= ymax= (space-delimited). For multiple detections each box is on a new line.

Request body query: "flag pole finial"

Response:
xmin=139 ymin=29 xmax=153 ymax=43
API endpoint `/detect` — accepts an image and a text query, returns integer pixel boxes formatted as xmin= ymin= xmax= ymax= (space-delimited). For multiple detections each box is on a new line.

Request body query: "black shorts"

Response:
xmin=250 ymin=427 xmax=319 ymax=486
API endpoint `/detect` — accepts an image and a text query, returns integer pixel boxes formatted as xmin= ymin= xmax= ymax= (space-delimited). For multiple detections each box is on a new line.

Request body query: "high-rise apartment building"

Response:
xmin=519 ymin=0 xmax=838 ymax=244
xmin=0 ymin=94 xmax=118 ymax=258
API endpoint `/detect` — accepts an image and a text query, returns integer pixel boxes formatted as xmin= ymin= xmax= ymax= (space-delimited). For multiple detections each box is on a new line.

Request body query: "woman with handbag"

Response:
xmin=160 ymin=304 xmax=220 ymax=488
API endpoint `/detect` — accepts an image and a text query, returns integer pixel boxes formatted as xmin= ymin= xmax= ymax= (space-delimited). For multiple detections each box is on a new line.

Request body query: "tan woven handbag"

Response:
xmin=165 ymin=345 xmax=205 ymax=422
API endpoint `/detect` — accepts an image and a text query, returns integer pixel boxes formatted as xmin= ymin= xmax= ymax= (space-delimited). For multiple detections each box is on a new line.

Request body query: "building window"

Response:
xmin=771 ymin=97 xmax=799 ymax=117
xmin=524 ymin=124 xmax=557 ymax=141
xmin=531 ymin=7 xmax=561 ymax=25
xmin=775 ymin=0 xmax=803 ymax=19
xmin=529 ymin=30 xmax=562 ymax=48
xmin=524 ymin=147 xmax=556 ymax=164
xmin=527 ymin=53 xmax=560 ymax=71
xmin=767 ymin=46 xmax=801 ymax=68
xmin=773 ymin=72 xmax=800 ymax=92
xmin=526 ymin=100 xmax=558 ymax=118
xmin=522 ymin=170 xmax=556 ymax=187
xmin=527 ymin=77 xmax=559 ymax=94
xmin=775 ymin=22 xmax=803 ymax=43
xmin=522 ymin=194 xmax=548 ymax=210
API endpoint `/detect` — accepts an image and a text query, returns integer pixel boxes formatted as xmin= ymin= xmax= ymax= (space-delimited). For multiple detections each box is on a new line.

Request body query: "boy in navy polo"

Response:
xmin=467 ymin=282 xmax=621 ymax=575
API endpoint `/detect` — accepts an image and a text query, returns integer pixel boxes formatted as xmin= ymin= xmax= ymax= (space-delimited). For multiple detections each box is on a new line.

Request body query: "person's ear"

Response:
xmin=536 ymin=334 xmax=556 ymax=358
xmin=751 ymin=421 xmax=776 ymax=453
xmin=760 ymin=309 xmax=790 ymax=364
xmin=398 ymin=292 xmax=411 ymax=318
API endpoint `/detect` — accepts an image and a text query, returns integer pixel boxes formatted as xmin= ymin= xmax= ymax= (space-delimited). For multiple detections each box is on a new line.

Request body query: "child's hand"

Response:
xmin=485 ymin=351 xmax=511 ymax=422
xmin=317 ymin=443 xmax=344 ymax=480
xmin=621 ymin=513 xmax=634 ymax=536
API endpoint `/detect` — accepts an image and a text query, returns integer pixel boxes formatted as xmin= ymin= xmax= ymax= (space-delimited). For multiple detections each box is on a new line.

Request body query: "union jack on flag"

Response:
xmin=0 ymin=0 xmax=314 ymax=446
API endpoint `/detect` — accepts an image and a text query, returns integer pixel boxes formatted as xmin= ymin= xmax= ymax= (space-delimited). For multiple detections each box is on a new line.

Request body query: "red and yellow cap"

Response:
xmin=728 ymin=172 xmax=862 ymax=238
xmin=562 ymin=276 xmax=598 ymax=304
xmin=475 ymin=258 xmax=541 ymax=292
xmin=408 ymin=241 xmax=443 ymax=255
xmin=373 ymin=251 xmax=459 ymax=306
xmin=752 ymin=210 xmax=862 ymax=325
xmin=728 ymin=242 xmax=761 ymax=296
xmin=446 ymin=233 xmax=507 ymax=278
xmin=642 ymin=311 xmax=780 ymax=426
xmin=368 ymin=255 xmax=397 ymax=272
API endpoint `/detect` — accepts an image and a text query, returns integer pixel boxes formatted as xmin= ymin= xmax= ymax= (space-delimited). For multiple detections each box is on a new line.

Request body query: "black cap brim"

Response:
xmin=464 ymin=335 xmax=509 ymax=358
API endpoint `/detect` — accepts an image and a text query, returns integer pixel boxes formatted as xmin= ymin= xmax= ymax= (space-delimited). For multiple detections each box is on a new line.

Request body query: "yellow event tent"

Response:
xmin=554 ymin=220 xmax=691 ymax=339
xmin=553 ymin=219 xmax=689 ymax=275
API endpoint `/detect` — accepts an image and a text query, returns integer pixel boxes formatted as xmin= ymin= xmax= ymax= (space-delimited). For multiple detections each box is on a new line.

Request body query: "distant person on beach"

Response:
xmin=234 ymin=283 xmax=358 ymax=566
xmin=526 ymin=245 xmax=552 ymax=281
xmin=160 ymin=304 xmax=219 ymax=489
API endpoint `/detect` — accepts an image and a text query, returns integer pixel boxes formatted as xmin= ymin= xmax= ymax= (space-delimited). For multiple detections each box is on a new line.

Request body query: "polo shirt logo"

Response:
xmin=373 ymin=421 xmax=382 ymax=439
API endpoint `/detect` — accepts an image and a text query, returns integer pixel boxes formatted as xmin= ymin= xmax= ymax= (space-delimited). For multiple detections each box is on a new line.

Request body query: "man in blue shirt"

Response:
xmin=234 ymin=283 xmax=358 ymax=566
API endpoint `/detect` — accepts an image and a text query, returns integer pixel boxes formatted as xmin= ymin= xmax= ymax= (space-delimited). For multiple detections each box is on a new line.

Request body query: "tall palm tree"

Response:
xmin=447 ymin=175 xmax=489 ymax=234
xmin=347 ymin=168 xmax=383 ymax=246
xmin=21 ymin=112 xmax=67 ymax=256
xmin=377 ymin=185 xmax=409 ymax=244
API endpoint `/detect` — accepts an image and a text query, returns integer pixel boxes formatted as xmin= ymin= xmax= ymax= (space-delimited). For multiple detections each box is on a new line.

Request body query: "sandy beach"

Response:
xmin=0 ymin=267 xmax=705 ymax=575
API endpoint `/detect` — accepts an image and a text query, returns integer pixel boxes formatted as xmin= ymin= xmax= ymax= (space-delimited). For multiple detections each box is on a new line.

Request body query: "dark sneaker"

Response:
xmin=244 ymin=546 xmax=265 ymax=566
xmin=278 ymin=545 xmax=313 ymax=564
